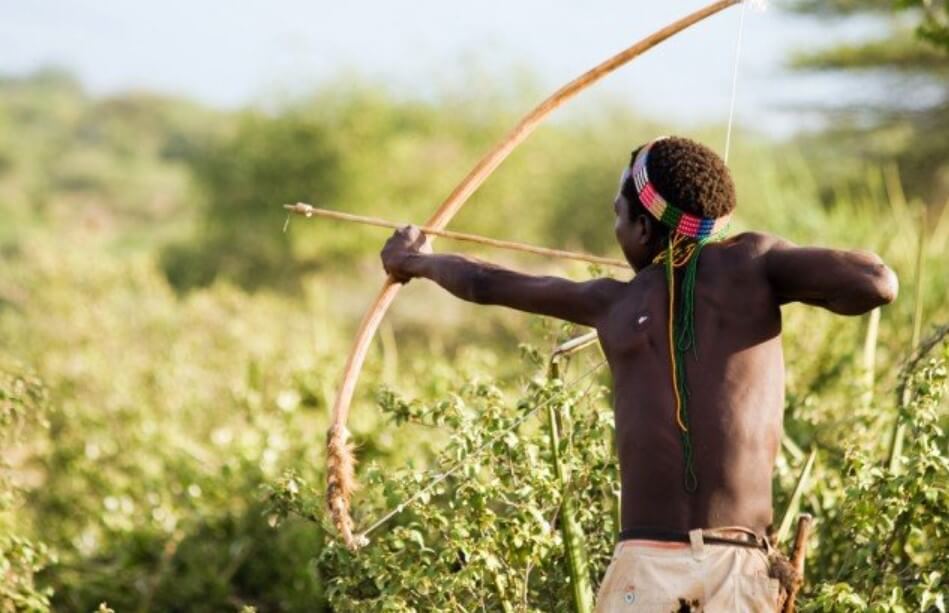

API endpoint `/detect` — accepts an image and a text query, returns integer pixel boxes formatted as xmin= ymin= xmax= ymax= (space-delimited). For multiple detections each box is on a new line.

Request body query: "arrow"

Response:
xmin=284 ymin=202 xmax=631 ymax=270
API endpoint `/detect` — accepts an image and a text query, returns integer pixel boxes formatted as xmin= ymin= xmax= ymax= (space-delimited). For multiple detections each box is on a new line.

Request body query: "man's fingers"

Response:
xmin=409 ymin=226 xmax=432 ymax=254
xmin=395 ymin=225 xmax=431 ymax=253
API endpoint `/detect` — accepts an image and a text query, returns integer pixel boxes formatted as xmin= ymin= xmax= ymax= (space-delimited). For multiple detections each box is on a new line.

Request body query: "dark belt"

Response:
xmin=618 ymin=527 xmax=768 ymax=550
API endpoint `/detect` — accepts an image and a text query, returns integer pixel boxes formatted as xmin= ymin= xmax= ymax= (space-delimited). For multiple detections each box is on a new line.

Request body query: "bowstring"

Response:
xmin=356 ymin=358 xmax=607 ymax=542
xmin=723 ymin=0 xmax=752 ymax=164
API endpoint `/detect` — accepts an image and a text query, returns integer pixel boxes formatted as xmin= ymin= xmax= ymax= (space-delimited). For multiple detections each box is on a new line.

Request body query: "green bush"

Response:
xmin=1 ymin=71 xmax=947 ymax=611
xmin=1 ymin=362 xmax=53 ymax=612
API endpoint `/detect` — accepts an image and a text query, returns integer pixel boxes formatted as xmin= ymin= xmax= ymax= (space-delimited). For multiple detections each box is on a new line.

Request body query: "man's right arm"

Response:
xmin=757 ymin=233 xmax=899 ymax=315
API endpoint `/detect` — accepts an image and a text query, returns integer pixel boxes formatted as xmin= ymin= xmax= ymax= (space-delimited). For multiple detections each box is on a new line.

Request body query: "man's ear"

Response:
xmin=636 ymin=214 xmax=653 ymax=245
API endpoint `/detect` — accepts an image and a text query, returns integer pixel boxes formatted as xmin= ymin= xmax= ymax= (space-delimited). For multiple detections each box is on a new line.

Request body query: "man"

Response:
xmin=380 ymin=136 xmax=898 ymax=611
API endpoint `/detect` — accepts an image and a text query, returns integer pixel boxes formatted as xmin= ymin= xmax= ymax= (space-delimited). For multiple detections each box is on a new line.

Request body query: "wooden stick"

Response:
xmin=284 ymin=202 xmax=631 ymax=270
xmin=783 ymin=514 xmax=813 ymax=613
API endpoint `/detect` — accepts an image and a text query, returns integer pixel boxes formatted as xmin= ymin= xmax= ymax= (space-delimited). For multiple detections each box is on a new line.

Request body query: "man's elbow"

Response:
xmin=853 ymin=256 xmax=898 ymax=311
xmin=874 ymin=264 xmax=899 ymax=305
xmin=830 ymin=256 xmax=898 ymax=315
xmin=866 ymin=258 xmax=899 ymax=307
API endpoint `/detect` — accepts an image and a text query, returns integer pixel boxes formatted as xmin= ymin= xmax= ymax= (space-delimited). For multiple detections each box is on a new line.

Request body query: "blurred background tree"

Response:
xmin=161 ymin=111 xmax=340 ymax=292
xmin=783 ymin=0 xmax=949 ymax=205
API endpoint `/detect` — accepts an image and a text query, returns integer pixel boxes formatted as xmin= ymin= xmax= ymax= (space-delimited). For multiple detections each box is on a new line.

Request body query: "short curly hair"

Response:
xmin=621 ymin=136 xmax=736 ymax=242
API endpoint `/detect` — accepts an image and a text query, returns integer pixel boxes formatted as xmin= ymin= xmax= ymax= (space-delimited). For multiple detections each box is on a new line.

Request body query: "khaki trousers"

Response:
xmin=595 ymin=530 xmax=780 ymax=612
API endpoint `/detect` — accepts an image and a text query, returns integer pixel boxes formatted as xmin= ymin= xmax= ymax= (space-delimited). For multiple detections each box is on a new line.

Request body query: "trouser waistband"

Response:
xmin=618 ymin=527 xmax=769 ymax=551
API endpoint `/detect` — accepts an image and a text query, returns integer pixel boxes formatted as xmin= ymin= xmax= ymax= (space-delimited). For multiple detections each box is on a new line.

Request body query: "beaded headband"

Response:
xmin=621 ymin=137 xmax=730 ymax=240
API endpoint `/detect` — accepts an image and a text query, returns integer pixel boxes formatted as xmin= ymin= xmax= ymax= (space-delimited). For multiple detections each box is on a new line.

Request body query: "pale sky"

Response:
xmin=1 ymin=1 xmax=880 ymax=135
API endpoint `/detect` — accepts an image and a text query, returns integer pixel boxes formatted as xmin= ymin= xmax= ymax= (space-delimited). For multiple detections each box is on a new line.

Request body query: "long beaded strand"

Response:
xmin=656 ymin=232 xmax=716 ymax=493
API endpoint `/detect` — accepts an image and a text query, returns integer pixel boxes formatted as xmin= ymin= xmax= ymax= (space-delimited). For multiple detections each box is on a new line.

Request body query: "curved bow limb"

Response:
xmin=327 ymin=0 xmax=743 ymax=550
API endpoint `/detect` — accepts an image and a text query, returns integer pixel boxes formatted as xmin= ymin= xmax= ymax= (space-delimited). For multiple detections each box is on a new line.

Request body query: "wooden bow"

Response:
xmin=326 ymin=0 xmax=743 ymax=549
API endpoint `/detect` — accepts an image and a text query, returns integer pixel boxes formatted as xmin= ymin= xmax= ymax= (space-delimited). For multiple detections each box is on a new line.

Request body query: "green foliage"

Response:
xmin=265 ymin=329 xmax=949 ymax=612
xmin=290 ymin=370 xmax=617 ymax=611
xmin=0 ymin=362 xmax=48 ymax=436
xmin=162 ymin=111 xmax=341 ymax=291
xmin=0 ymin=362 xmax=53 ymax=612
xmin=802 ymin=343 xmax=948 ymax=612
xmin=786 ymin=0 xmax=949 ymax=50
xmin=787 ymin=0 xmax=949 ymax=46
xmin=791 ymin=32 xmax=948 ymax=71
xmin=0 ymin=69 xmax=947 ymax=611
xmin=0 ymin=70 xmax=220 ymax=254
xmin=902 ymin=0 xmax=949 ymax=50
xmin=782 ymin=0 xmax=949 ymax=206
xmin=0 ymin=536 xmax=54 ymax=612
xmin=162 ymin=84 xmax=663 ymax=291
xmin=0 ymin=245 xmax=343 ymax=611
xmin=0 ymin=232 xmax=536 ymax=610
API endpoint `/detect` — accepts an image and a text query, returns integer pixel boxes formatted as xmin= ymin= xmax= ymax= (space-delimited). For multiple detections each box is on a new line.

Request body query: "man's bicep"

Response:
xmin=762 ymin=236 xmax=895 ymax=313
xmin=764 ymin=239 xmax=818 ymax=303
xmin=532 ymin=277 xmax=623 ymax=327
xmin=763 ymin=238 xmax=843 ymax=304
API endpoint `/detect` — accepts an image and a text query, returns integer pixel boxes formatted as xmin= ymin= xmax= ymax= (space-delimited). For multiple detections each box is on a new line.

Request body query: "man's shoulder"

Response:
xmin=704 ymin=232 xmax=790 ymax=287
xmin=714 ymin=231 xmax=789 ymax=266
xmin=722 ymin=231 xmax=782 ymax=254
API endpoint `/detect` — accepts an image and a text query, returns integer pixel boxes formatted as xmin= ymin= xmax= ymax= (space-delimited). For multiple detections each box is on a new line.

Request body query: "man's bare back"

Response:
xmin=600 ymin=233 xmax=785 ymax=537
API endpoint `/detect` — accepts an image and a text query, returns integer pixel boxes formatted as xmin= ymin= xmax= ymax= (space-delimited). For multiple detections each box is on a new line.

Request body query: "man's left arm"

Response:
xmin=382 ymin=226 xmax=622 ymax=328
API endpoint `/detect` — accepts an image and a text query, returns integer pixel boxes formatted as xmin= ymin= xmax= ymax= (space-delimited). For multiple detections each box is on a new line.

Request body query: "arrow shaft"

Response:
xmin=286 ymin=202 xmax=631 ymax=270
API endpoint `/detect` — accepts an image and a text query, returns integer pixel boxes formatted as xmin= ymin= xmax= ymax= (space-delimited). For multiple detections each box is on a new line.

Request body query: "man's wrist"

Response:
xmin=402 ymin=252 xmax=429 ymax=278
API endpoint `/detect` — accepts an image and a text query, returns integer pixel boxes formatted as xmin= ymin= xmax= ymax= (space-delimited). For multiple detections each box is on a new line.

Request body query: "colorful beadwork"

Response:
xmin=627 ymin=138 xmax=730 ymax=240
xmin=656 ymin=233 xmax=711 ymax=494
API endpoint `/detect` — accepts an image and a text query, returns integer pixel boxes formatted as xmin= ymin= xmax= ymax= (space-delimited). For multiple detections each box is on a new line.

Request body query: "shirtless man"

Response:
xmin=380 ymin=136 xmax=898 ymax=611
